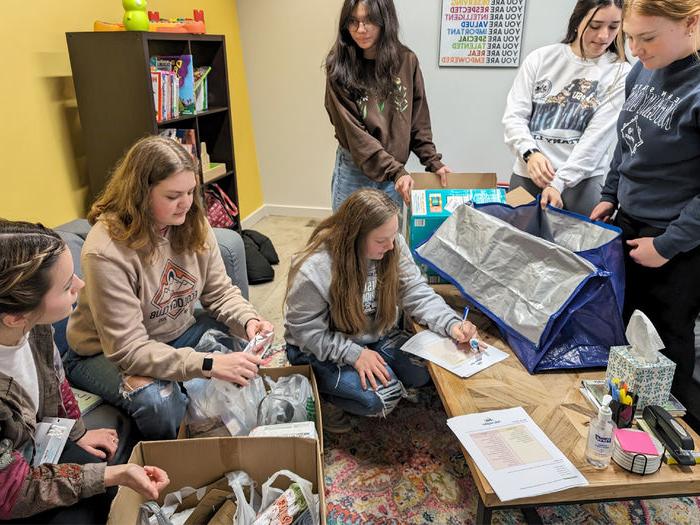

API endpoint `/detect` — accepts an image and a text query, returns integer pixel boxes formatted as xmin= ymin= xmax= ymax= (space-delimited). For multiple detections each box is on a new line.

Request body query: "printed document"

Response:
xmin=401 ymin=330 xmax=507 ymax=378
xmin=447 ymin=407 xmax=588 ymax=501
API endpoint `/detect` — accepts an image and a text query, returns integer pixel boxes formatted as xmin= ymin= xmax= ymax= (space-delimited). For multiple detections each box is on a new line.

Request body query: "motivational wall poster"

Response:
xmin=439 ymin=0 xmax=527 ymax=67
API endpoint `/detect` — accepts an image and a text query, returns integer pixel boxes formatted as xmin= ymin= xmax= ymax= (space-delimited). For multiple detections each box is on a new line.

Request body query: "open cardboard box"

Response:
xmin=178 ymin=365 xmax=324 ymax=453
xmin=407 ymin=172 xmax=534 ymax=283
xmin=108 ymin=437 xmax=326 ymax=524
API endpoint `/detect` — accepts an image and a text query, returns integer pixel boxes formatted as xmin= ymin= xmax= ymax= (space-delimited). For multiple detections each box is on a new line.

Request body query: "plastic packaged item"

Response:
xmin=195 ymin=328 xmax=241 ymax=353
xmin=586 ymin=394 xmax=614 ymax=468
xmin=249 ymin=421 xmax=318 ymax=440
xmin=258 ymin=375 xmax=315 ymax=426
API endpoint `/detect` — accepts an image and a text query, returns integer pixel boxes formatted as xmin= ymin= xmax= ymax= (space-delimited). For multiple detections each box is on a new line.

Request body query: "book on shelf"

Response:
xmin=194 ymin=66 xmax=211 ymax=112
xmin=150 ymin=54 xmax=195 ymax=115
xmin=70 ymin=387 xmax=103 ymax=415
xmin=580 ymin=378 xmax=686 ymax=417
xmin=150 ymin=68 xmax=179 ymax=122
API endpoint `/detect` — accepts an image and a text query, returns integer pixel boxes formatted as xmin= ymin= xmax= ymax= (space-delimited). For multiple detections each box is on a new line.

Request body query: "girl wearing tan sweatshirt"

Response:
xmin=65 ymin=137 xmax=273 ymax=440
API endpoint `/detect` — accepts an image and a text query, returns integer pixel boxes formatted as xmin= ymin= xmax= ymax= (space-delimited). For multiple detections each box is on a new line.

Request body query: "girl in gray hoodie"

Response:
xmin=284 ymin=189 xmax=479 ymax=432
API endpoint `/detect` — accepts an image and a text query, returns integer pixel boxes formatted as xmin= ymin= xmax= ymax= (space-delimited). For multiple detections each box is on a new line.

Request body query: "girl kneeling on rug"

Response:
xmin=284 ymin=189 xmax=480 ymax=432
xmin=0 ymin=220 xmax=169 ymax=523
xmin=64 ymin=136 xmax=273 ymax=441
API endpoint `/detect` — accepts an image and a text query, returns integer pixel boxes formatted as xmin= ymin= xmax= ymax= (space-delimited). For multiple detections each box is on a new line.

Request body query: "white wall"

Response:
xmin=237 ymin=0 xmax=576 ymax=213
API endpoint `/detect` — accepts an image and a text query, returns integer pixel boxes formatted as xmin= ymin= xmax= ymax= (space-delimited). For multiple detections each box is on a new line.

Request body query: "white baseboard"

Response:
xmin=240 ymin=204 xmax=332 ymax=229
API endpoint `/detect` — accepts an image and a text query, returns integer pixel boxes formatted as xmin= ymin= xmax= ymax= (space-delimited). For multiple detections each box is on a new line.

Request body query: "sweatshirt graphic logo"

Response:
xmin=150 ymin=260 xmax=198 ymax=320
xmin=621 ymin=115 xmax=644 ymax=156
xmin=530 ymin=77 xmax=599 ymax=144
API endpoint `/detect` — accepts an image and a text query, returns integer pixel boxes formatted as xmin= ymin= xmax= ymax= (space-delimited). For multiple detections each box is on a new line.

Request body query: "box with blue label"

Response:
xmin=605 ymin=345 xmax=676 ymax=410
xmin=407 ymin=172 xmax=504 ymax=283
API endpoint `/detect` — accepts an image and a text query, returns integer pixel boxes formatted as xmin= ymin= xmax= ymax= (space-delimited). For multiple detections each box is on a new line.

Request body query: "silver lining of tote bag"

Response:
xmin=416 ymin=205 xmax=601 ymax=345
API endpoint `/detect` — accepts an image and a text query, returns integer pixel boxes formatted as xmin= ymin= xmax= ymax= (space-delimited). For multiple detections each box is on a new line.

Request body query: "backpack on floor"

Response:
xmin=242 ymin=230 xmax=278 ymax=284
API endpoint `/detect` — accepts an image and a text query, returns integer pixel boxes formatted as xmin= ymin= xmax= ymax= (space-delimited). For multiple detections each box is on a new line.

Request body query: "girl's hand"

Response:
xmin=211 ymin=352 xmax=262 ymax=386
xmin=627 ymin=237 xmax=669 ymax=268
xmin=435 ymin=165 xmax=452 ymax=187
xmin=105 ymin=464 xmax=170 ymax=500
xmin=353 ymin=348 xmax=391 ymax=391
xmin=541 ymin=187 xmax=563 ymax=209
xmin=76 ymin=428 xmax=118 ymax=460
xmin=245 ymin=318 xmax=274 ymax=340
xmin=526 ymin=152 xmax=555 ymax=189
xmin=450 ymin=320 xmax=478 ymax=344
xmin=590 ymin=201 xmax=615 ymax=222
xmin=394 ymin=174 xmax=414 ymax=205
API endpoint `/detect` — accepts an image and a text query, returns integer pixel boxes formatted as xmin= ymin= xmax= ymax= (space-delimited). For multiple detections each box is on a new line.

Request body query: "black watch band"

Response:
xmin=523 ymin=148 xmax=540 ymax=163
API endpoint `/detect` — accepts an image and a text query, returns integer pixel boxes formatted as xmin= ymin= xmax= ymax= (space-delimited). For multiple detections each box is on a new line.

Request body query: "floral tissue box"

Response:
xmin=605 ymin=345 xmax=675 ymax=409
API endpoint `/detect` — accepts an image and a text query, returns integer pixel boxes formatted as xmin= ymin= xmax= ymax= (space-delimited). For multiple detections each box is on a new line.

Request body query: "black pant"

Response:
xmin=2 ymin=442 xmax=116 ymax=525
xmin=616 ymin=210 xmax=700 ymax=387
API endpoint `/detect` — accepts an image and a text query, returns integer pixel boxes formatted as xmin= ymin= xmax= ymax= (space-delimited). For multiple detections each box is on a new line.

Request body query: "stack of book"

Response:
xmin=150 ymin=54 xmax=195 ymax=121
xmin=580 ymin=379 xmax=686 ymax=418
xmin=159 ymin=128 xmax=197 ymax=157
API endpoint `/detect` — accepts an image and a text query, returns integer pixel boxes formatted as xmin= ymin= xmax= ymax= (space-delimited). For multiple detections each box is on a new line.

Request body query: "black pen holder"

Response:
xmin=610 ymin=394 xmax=638 ymax=428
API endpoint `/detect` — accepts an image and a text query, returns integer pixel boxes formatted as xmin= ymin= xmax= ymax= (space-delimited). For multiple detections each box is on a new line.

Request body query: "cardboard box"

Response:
xmin=408 ymin=173 xmax=500 ymax=284
xmin=606 ymin=345 xmax=676 ymax=409
xmin=178 ymin=365 xmax=324 ymax=452
xmin=108 ymin=437 xmax=326 ymax=524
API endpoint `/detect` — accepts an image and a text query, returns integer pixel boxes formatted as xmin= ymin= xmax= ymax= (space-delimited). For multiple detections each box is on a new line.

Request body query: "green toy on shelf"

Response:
xmin=123 ymin=0 xmax=149 ymax=31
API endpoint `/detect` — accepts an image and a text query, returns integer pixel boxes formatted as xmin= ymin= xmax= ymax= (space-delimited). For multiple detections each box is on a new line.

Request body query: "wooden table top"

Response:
xmin=421 ymin=287 xmax=700 ymax=509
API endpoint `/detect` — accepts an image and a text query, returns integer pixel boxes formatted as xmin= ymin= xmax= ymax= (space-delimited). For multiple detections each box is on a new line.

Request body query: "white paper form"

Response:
xmin=401 ymin=330 xmax=508 ymax=378
xmin=447 ymin=407 xmax=588 ymax=501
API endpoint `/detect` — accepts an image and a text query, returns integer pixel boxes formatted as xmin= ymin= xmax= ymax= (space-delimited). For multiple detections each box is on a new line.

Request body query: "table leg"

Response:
xmin=476 ymin=496 xmax=492 ymax=525
xmin=521 ymin=507 xmax=543 ymax=524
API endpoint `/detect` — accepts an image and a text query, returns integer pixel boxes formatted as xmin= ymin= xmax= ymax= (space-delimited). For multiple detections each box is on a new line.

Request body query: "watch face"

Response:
xmin=202 ymin=357 xmax=213 ymax=371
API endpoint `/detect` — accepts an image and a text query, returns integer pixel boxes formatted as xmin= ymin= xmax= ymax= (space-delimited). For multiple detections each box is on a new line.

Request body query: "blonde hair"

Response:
xmin=0 ymin=220 xmax=65 ymax=315
xmin=88 ymin=136 xmax=208 ymax=258
xmin=286 ymin=189 xmax=400 ymax=336
xmin=625 ymin=0 xmax=700 ymax=53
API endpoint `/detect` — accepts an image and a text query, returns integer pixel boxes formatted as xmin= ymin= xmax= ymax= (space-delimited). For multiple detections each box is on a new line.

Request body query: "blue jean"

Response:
xmin=64 ymin=314 xmax=233 ymax=440
xmin=287 ymin=330 xmax=430 ymax=417
xmin=331 ymin=147 xmax=403 ymax=211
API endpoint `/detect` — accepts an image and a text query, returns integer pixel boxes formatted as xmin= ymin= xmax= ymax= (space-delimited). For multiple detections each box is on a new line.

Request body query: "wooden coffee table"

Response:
xmin=417 ymin=293 xmax=700 ymax=524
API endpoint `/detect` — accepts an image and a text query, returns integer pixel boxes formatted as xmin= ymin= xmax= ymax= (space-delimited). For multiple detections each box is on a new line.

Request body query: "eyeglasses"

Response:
xmin=347 ymin=17 xmax=377 ymax=31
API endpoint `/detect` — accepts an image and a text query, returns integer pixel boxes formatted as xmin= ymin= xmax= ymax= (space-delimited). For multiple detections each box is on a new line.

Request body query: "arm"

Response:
xmin=0 ymin=450 xmax=105 ymax=520
xmin=409 ymin=56 xmax=444 ymax=173
xmin=284 ymin=270 xmax=365 ymax=366
xmin=502 ymin=51 xmax=539 ymax=159
xmin=51 ymin=341 xmax=87 ymax=441
xmin=550 ymin=66 xmax=628 ymax=193
xmin=325 ymin=79 xmax=407 ymax=182
xmin=653 ymin=194 xmax=700 ymax=259
xmin=80 ymin=253 xmax=206 ymax=381
xmin=397 ymin=237 xmax=461 ymax=335
xmin=199 ymin=228 xmax=259 ymax=339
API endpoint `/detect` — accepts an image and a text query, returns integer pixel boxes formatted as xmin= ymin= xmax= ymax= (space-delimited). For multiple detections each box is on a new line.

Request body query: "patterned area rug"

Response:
xmin=323 ymin=387 xmax=700 ymax=524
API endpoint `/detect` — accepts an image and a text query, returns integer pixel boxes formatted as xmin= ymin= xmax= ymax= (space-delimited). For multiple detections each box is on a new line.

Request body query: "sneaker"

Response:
xmin=403 ymin=387 xmax=421 ymax=404
xmin=322 ymin=403 xmax=353 ymax=434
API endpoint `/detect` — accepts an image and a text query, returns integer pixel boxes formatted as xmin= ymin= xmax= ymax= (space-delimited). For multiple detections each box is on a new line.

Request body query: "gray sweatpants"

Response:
xmin=509 ymin=173 xmax=604 ymax=217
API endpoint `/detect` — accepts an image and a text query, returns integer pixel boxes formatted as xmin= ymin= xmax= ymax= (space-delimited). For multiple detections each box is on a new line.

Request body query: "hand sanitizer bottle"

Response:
xmin=586 ymin=394 xmax=614 ymax=468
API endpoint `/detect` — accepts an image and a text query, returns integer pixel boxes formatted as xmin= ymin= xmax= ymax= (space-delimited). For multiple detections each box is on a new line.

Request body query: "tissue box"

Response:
xmin=605 ymin=345 xmax=676 ymax=409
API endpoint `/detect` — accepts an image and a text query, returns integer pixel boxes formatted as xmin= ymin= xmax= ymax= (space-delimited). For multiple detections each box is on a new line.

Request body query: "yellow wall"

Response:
xmin=1 ymin=0 xmax=263 ymax=226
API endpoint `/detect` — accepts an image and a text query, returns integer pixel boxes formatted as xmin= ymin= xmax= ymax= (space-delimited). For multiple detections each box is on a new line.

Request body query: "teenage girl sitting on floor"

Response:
xmin=0 ymin=220 xmax=168 ymax=523
xmin=284 ymin=189 xmax=481 ymax=433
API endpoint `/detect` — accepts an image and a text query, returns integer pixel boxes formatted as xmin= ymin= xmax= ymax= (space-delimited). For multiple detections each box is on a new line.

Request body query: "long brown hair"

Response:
xmin=88 ymin=136 xmax=208 ymax=258
xmin=287 ymin=189 xmax=400 ymax=336
xmin=562 ymin=0 xmax=626 ymax=61
xmin=0 ymin=220 xmax=65 ymax=315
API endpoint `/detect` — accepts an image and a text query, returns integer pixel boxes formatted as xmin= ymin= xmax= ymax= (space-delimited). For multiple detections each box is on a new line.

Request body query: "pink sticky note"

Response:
xmin=614 ymin=429 xmax=659 ymax=456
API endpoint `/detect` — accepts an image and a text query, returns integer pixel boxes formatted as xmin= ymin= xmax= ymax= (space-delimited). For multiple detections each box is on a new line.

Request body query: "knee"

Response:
xmin=123 ymin=379 xmax=187 ymax=440
xmin=354 ymin=380 xmax=405 ymax=418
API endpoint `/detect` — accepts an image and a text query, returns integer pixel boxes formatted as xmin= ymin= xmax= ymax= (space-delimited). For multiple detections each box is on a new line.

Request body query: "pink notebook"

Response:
xmin=614 ymin=429 xmax=659 ymax=456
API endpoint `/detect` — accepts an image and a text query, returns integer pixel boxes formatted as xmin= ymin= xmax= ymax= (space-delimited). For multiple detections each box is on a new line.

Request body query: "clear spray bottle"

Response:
xmin=586 ymin=394 xmax=614 ymax=468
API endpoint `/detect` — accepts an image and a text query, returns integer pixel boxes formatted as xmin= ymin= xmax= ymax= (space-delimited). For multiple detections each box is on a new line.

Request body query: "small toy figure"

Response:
xmin=123 ymin=0 xmax=149 ymax=31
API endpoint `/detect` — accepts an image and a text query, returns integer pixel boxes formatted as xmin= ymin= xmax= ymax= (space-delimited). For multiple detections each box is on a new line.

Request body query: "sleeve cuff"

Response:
xmin=653 ymin=235 xmax=679 ymax=261
xmin=549 ymin=178 xmax=565 ymax=194
xmin=445 ymin=318 xmax=462 ymax=338
xmin=343 ymin=344 xmax=364 ymax=366
xmin=81 ymin=463 xmax=107 ymax=499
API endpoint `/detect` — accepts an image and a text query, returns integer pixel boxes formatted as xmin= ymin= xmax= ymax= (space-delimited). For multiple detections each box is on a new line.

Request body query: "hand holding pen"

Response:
xmin=451 ymin=307 xmax=486 ymax=354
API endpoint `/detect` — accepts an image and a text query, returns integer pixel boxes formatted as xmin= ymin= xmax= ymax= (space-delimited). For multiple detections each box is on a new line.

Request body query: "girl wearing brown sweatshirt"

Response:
xmin=65 ymin=137 xmax=273 ymax=440
xmin=325 ymin=0 xmax=451 ymax=210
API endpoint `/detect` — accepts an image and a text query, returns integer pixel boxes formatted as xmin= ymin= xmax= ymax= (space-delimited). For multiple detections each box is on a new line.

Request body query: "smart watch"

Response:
xmin=202 ymin=354 xmax=214 ymax=377
xmin=522 ymin=148 xmax=540 ymax=163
